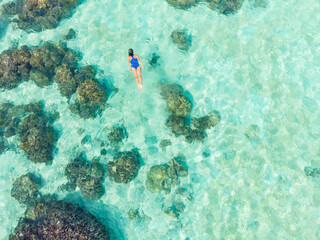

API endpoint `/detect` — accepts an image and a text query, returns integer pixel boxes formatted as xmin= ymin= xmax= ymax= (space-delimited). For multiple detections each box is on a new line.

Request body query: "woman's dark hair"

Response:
xmin=128 ymin=48 xmax=133 ymax=56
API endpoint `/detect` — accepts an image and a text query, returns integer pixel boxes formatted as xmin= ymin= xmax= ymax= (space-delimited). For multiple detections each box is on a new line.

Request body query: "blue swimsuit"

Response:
xmin=130 ymin=55 xmax=139 ymax=69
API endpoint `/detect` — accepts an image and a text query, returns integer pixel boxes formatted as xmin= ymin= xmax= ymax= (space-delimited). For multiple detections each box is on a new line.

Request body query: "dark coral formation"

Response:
xmin=160 ymin=83 xmax=192 ymax=117
xmin=165 ymin=0 xmax=243 ymax=14
xmin=161 ymin=83 xmax=220 ymax=142
xmin=108 ymin=126 xmax=128 ymax=146
xmin=146 ymin=155 xmax=187 ymax=193
xmin=166 ymin=0 xmax=198 ymax=10
xmin=107 ymin=150 xmax=141 ymax=184
xmin=17 ymin=109 xmax=57 ymax=163
xmin=304 ymin=167 xmax=320 ymax=178
xmin=0 ymin=101 xmax=57 ymax=163
xmin=171 ymin=29 xmax=192 ymax=51
xmin=54 ymin=65 xmax=96 ymax=99
xmin=0 ymin=46 xmax=31 ymax=89
xmin=206 ymin=0 xmax=243 ymax=14
xmin=10 ymin=196 xmax=110 ymax=240
xmin=163 ymin=187 xmax=193 ymax=218
xmin=70 ymin=78 xmax=107 ymax=118
xmin=11 ymin=173 xmax=41 ymax=205
xmin=64 ymin=28 xmax=76 ymax=40
xmin=65 ymin=154 xmax=105 ymax=200
xmin=0 ymin=42 xmax=79 ymax=89
xmin=0 ymin=42 xmax=108 ymax=118
xmin=1 ymin=0 xmax=79 ymax=32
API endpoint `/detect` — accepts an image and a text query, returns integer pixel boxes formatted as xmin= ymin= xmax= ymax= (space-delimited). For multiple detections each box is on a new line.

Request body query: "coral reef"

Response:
xmin=160 ymin=83 xmax=192 ymax=117
xmin=0 ymin=46 xmax=31 ymax=89
xmin=108 ymin=126 xmax=128 ymax=146
xmin=219 ymin=0 xmax=243 ymax=14
xmin=0 ymin=101 xmax=57 ymax=163
xmin=170 ymin=29 xmax=192 ymax=51
xmin=0 ymin=42 xmax=107 ymax=119
xmin=54 ymin=65 xmax=96 ymax=98
xmin=304 ymin=167 xmax=320 ymax=178
xmin=159 ymin=139 xmax=172 ymax=149
xmin=0 ymin=42 xmax=79 ymax=89
xmin=163 ymin=187 xmax=193 ymax=218
xmin=54 ymin=64 xmax=79 ymax=98
xmin=206 ymin=0 xmax=243 ymax=14
xmin=166 ymin=0 xmax=198 ymax=10
xmin=65 ymin=154 xmax=105 ymax=200
xmin=70 ymin=79 xmax=107 ymax=118
xmin=166 ymin=0 xmax=243 ymax=14
xmin=146 ymin=155 xmax=188 ymax=193
xmin=161 ymin=83 xmax=220 ymax=142
xmin=17 ymin=110 xmax=56 ymax=163
xmin=149 ymin=52 xmax=161 ymax=67
xmin=107 ymin=150 xmax=141 ymax=183
xmin=2 ymin=0 xmax=79 ymax=32
xmin=64 ymin=28 xmax=77 ymax=40
xmin=11 ymin=173 xmax=41 ymax=205
xmin=9 ymin=196 xmax=110 ymax=239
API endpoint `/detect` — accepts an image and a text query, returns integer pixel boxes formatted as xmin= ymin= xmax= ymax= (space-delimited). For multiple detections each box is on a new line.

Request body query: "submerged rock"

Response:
xmin=159 ymin=139 xmax=172 ymax=149
xmin=54 ymin=64 xmax=79 ymax=98
xmin=146 ymin=155 xmax=188 ymax=193
xmin=191 ymin=111 xmax=220 ymax=132
xmin=149 ymin=52 xmax=161 ymax=67
xmin=166 ymin=0 xmax=198 ymax=10
xmin=65 ymin=155 xmax=105 ymax=200
xmin=160 ymin=83 xmax=220 ymax=142
xmin=206 ymin=0 xmax=243 ymax=14
xmin=171 ymin=29 xmax=192 ymax=51
xmin=160 ymin=83 xmax=192 ymax=117
xmin=0 ymin=46 xmax=31 ymax=89
xmin=11 ymin=173 xmax=41 ymax=205
xmin=9 ymin=196 xmax=110 ymax=240
xmin=0 ymin=42 xmax=79 ymax=90
xmin=166 ymin=115 xmax=189 ymax=136
xmin=219 ymin=0 xmax=243 ymax=14
xmin=64 ymin=28 xmax=77 ymax=40
xmin=70 ymin=79 xmax=107 ymax=118
xmin=108 ymin=126 xmax=128 ymax=146
xmin=107 ymin=150 xmax=141 ymax=183
xmin=2 ymin=0 xmax=79 ymax=32
xmin=18 ymin=111 xmax=57 ymax=163
xmin=163 ymin=187 xmax=193 ymax=218
xmin=0 ymin=101 xmax=57 ymax=163
xmin=304 ymin=167 xmax=320 ymax=178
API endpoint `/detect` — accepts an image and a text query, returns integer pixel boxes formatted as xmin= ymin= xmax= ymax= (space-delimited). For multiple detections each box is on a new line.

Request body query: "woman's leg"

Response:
xmin=137 ymin=66 xmax=143 ymax=86
xmin=131 ymin=67 xmax=141 ymax=89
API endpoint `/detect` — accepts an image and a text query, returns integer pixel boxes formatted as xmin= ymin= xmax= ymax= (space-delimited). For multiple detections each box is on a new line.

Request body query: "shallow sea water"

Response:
xmin=1 ymin=0 xmax=320 ymax=239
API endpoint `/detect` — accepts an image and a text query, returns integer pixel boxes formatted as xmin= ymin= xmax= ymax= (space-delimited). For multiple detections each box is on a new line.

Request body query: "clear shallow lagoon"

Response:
xmin=1 ymin=0 xmax=320 ymax=239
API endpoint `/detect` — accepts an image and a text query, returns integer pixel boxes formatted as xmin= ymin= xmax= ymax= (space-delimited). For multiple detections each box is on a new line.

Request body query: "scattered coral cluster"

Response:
xmin=167 ymin=0 xmax=243 ymax=14
xmin=0 ymin=42 xmax=79 ymax=89
xmin=161 ymin=83 xmax=220 ymax=142
xmin=107 ymin=150 xmax=141 ymax=183
xmin=10 ymin=195 xmax=110 ymax=239
xmin=65 ymin=154 xmax=105 ymax=200
xmin=11 ymin=173 xmax=41 ymax=205
xmin=0 ymin=42 xmax=108 ymax=118
xmin=163 ymin=187 xmax=193 ymax=218
xmin=171 ymin=29 xmax=192 ymax=51
xmin=108 ymin=126 xmax=128 ymax=146
xmin=0 ymin=101 xmax=57 ymax=163
xmin=146 ymin=155 xmax=188 ymax=193
xmin=70 ymin=79 xmax=107 ymax=118
xmin=1 ymin=0 xmax=79 ymax=32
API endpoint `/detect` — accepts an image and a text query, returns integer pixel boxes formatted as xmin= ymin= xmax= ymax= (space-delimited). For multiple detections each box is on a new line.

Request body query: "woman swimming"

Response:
xmin=127 ymin=48 xmax=144 ymax=90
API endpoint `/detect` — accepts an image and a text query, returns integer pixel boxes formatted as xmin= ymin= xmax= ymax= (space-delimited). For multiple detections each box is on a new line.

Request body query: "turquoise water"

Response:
xmin=1 ymin=0 xmax=320 ymax=239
